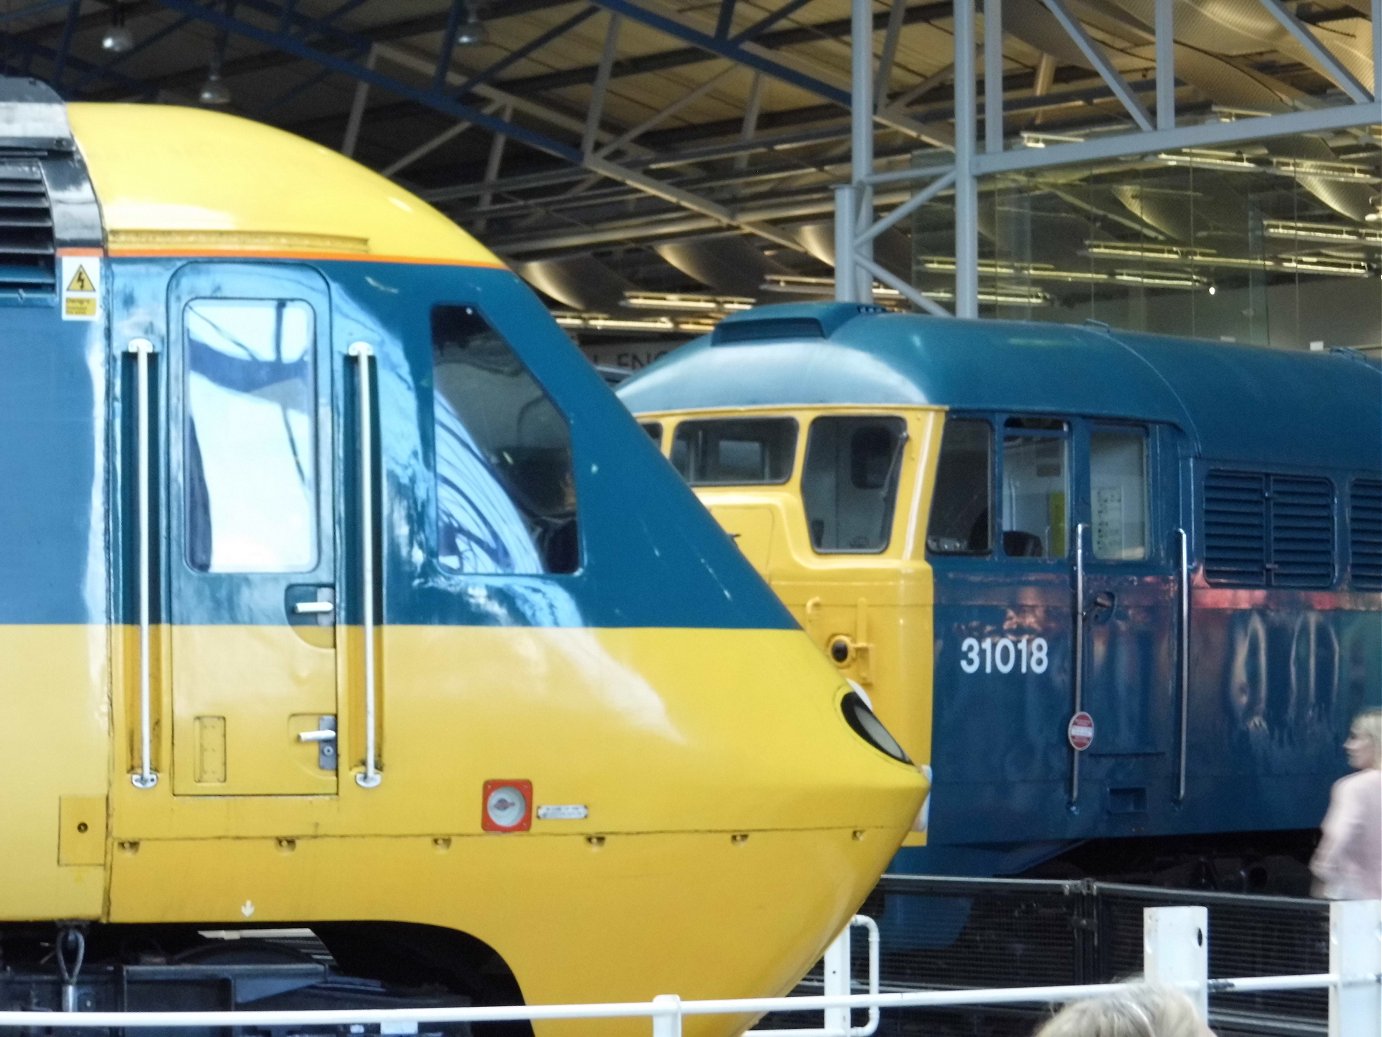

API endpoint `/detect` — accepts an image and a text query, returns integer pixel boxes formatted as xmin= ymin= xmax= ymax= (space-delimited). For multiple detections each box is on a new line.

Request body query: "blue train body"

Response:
xmin=621 ymin=302 xmax=1382 ymax=889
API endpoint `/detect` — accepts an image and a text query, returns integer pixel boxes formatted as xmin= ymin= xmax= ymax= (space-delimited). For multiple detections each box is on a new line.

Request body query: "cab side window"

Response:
xmin=1002 ymin=417 xmax=1068 ymax=560
xmin=927 ymin=419 xmax=992 ymax=555
xmin=432 ymin=305 xmax=578 ymax=575
xmin=671 ymin=418 xmax=796 ymax=485
xmin=184 ymin=298 xmax=317 ymax=573
xmin=803 ymin=416 xmax=907 ymax=552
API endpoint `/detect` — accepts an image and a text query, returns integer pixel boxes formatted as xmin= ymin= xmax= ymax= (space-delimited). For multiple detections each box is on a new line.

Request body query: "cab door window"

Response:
xmin=1002 ymin=417 xmax=1068 ymax=560
xmin=1090 ymin=426 xmax=1149 ymax=561
xmin=184 ymin=298 xmax=317 ymax=573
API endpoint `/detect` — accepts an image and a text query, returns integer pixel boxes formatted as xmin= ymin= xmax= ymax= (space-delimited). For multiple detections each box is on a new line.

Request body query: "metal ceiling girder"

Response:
xmin=383 ymin=98 xmax=504 ymax=177
xmin=587 ymin=0 xmax=850 ymax=108
xmin=1255 ymin=0 xmax=1372 ymax=104
xmin=340 ymin=44 xmax=375 ymax=156
xmin=0 ymin=19 xmax=157 ymax=98
xmin=432 ymin=0 xmax=465 ymax=93
xmin=876 ymin=0 xmax=907 ymax=109
xmin=140 ymin=0 xmax=772 ymax=247
xmin=50 ymin=0 xmax=83 ymax=89
xmin=456 ymin=8 xmax=602 ymax=102
xmin=589 ymin=0 xmax=946 ymax=147
xmin=73 ymin=10 xmax=196 ymax=93
xmin=735 ymin=71 xmax=764 ymax=172
xmin=582 ymin=153 xmax=803 ymax=253
xmin=148 ymin=0 xmax=584 ymax=163
xmin=583 ymin=11 xmax=623 ymax=157
xmin=0 ymin=1 xmax=71 ymax=27
xmin=1039 ymin=0 xmax=1153 ymax=131
xmin=728 ymin=0 xmax=816 ymax=45
xmin=975 ymin=103 xmax=1382 ymax=175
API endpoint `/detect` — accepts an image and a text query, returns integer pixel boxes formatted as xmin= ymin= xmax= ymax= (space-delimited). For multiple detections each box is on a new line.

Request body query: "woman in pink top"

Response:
xmin=1310 ymin=708 xmax=1382 ymax=901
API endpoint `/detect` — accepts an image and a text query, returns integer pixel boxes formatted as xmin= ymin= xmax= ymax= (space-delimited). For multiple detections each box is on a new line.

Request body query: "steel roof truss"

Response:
xmin=1039 ymin=0 xmax=1152 ymax=132
xmin=1256 ymin=0 xmax=1372 ymax=104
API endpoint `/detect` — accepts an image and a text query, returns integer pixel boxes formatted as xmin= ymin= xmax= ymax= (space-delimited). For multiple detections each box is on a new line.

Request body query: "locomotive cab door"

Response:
xmin=167 ymin=264 xmax=339 ymax=796
xmin=1069 ymin=422 xmax=1178 ymax=812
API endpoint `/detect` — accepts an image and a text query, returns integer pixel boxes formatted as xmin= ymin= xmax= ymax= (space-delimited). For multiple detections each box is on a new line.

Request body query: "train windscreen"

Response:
xmin=671 ymin=417 xmax=797 ymax=485
xmin=802 ymin=416 xmax=907 ymax=553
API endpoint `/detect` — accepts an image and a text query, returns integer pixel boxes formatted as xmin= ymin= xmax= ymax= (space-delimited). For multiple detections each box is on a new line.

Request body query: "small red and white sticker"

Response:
xmin=1067 ymin=711 xmax=1095 ymax=751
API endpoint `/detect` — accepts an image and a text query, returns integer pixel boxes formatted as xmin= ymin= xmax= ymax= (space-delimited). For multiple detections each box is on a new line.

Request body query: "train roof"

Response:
xmin=64 ymin=98 xmax=499 ymax=267
xmin=618 ymin=303 xmax=1382 ymax=471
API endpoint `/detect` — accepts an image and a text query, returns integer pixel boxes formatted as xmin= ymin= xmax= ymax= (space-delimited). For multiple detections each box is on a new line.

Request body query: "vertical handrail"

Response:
xmin=1176 ymin=527 xmax=1190 ymax=802
xmin=1070 ymin=522 xmax=1088 ymax=806
xmin=128 ymin=338 xmax=158 ymax=789
xmin=349 ymin=342 xmax=382 ymax=789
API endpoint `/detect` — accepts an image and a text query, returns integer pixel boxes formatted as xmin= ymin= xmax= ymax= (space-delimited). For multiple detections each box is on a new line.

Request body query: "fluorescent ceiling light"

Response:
xmin=1277 ymin=256 xmax=1372 ymax=276
xmin=1157 ymin=149 xmax=1377 ymax=183
xmin=553 ymin=311 xmax=717 ymax=334
xmin=1113 ymin=270 xmax=1207 ymax=289
xmin=1263 ymin=220 xmax=1382 ymax=245
xmin=622 ymin=292 xmax=754 ymax=312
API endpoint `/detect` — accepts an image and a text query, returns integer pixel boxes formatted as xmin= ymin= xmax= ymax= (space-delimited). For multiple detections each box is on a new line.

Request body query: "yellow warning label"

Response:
xmin=65 ymin=297 xmax=97 ymax=317
xmin=67 ymin=265 xmax=96 ymax=293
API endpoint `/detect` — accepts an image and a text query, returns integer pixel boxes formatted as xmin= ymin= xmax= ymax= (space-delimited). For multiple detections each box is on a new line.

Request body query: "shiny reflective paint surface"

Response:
xmin=0 ymin=97 xmax=925 ymax=1037
xmin=621 ymin=302 xmax=1382 ymax=880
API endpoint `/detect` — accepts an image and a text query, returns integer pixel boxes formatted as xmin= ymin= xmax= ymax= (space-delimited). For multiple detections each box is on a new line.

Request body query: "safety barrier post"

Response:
xmin=1143 ymin=906 xmax=1208 ymax=1021
xmin=652 ymin=994 xmax=682 ymax=1037
xmin=1329 ymin=899 xmax=1381 ymax=1037
xmin=823 ymin=920 xmax=852 ymax=1037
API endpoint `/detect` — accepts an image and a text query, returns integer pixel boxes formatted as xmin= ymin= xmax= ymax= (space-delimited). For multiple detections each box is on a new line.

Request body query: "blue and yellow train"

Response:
xmin=620 ymin=301 xmax=1382 ymax=889
xmin=0 ymin=80 xmax=925 ymax=1030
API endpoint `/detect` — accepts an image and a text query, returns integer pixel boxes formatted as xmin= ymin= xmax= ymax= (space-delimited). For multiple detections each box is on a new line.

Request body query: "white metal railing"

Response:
xmin=2 ymin=902 xmax=1376 ymax=1036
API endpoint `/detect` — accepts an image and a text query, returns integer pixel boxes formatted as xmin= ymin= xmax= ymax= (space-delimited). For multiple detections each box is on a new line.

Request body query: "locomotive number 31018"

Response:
xmin=959 ymin=636 xmax=1050 ymax=675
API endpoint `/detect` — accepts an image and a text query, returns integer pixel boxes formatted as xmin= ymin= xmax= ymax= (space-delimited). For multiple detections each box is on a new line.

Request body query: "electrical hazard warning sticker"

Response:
xmin=61 ymin=255 xmax=101 ymax=321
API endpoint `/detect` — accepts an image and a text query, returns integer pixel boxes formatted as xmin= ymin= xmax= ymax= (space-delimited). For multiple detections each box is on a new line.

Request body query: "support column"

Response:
xmin=1155 ymin=0 xmax=1174 ymax=129
xmin=851 ymin=0 xmax=874 ymax=302
xmin=954 ymin=0 xmax=979 ymax=318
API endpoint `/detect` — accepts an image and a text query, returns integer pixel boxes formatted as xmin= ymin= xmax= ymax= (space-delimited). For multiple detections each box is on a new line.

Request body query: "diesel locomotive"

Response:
xmin=0 ymin=81 xmax=926 ymax=1032
xmin=620 ymin=301 xmax=1382 ymax=889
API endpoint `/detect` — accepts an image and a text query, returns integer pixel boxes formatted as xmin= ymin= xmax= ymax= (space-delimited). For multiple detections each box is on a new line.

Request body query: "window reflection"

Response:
xmin=432 ymin=305 xmax=577 ymax=575
xmin=1002 ymin=418 xmax=1068 ymax=560
xmin=1091 ymin=427 xmax=1149 ymax=561
xmin=671 ymin=417 xmax=796 ymax=485
xmin=803 ymin=415 xmax=907 ymax=553
xmin=184 ymin=299 xmax=317 ymax=574
xmin=927 ymin=418 xmax=993 ymax=555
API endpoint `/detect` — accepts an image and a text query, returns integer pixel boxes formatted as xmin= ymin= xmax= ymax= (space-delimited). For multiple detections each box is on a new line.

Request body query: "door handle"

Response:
xmin=1084 ymin=590 xmax=1116 ymax=621
xmin=297 ymin=728 xmax=337 ymax=742
xmin=286 ymin=586 xmax=336 ymax=626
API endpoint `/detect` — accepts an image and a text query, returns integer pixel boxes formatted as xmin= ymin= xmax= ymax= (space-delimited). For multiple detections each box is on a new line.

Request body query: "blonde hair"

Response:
xmin=1033 ymin=984 xmax=1207 ymax=1037
xmin=1351 ymin=709 xmax=1382 ymax=752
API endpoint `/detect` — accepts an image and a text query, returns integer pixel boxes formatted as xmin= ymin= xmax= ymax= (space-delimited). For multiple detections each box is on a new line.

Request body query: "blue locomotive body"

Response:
xmin=621 ymin=303 xmax=1382 ymax=887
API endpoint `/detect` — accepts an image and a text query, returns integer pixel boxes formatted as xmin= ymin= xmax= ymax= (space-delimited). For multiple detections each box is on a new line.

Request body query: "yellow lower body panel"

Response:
xmin=110 ymin=823 xmax=899 ymax=1037
xmin=0 ymin=626 xmax=110 ymax=922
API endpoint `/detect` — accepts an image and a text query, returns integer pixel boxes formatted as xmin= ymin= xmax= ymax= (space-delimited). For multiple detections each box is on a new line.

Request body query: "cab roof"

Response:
xmin=618 ymin=303 xmax=1382 ymax=471
xmin=67 ymin=101 xmax=500 ymax=267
